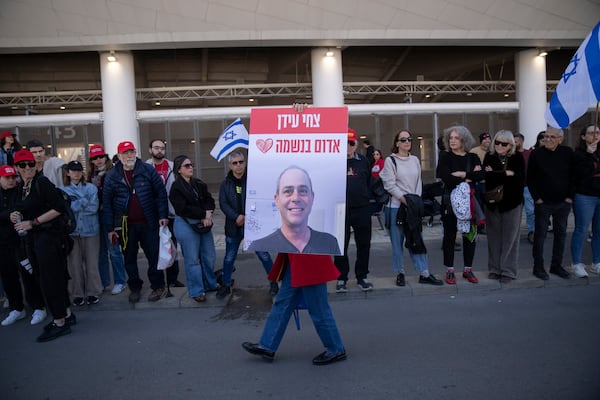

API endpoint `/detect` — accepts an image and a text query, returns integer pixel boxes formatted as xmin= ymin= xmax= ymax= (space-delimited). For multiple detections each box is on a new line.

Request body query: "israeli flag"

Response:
xmin=210 ymin=118 xmax=249 ymax=162
xmin=546 ymin=22 xmax=600 ymax=128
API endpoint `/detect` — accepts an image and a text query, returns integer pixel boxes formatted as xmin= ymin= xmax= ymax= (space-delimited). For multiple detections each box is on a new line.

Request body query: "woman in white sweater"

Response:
xmin=379 ymin=130 xmax=443 ymax=286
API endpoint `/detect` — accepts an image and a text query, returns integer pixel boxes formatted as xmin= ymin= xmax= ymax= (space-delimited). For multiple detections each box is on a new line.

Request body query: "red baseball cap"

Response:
xmin=89 ymin=144 xmax=106 ymax=158
xmin=13 ymin=149 xmax=35 ymax=164
xmin=1 ymin=131 xmax=16 ymax=139
xmin=348 ymin=128 xmax=358 ymax=142
xmin=117 ymin=141 xmax=136 ymax=153
xmin=0 ymin=165 xmax=17 ymax=177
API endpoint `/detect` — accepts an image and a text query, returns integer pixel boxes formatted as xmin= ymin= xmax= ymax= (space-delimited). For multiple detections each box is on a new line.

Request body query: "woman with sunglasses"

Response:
xmin=169 ymin=155 xmax=218 ymax=302
xmin=88 ymin=144 xmax=127 ymax=294
xmin=380 ymin=130 xmax=443 ymax=286
xmin=10 ymin=150 xmax=75 ymax=342
xmin=570 ymin=124 xmax=600 ymax=277
xmin=437 ymin=125 xmax=484 ymax=285
xmin=482 ymin=130 xmax=525 ymax=283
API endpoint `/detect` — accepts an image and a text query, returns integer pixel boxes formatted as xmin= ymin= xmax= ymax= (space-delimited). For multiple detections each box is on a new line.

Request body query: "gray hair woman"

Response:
xmin=482 ymin=130 xmax=525 ymax=283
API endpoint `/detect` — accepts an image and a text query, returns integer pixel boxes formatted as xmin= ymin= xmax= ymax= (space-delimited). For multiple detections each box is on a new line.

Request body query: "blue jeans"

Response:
xmin=571 ymin=193 xmax=600 ymax=264
xmin=173 ymin=216 xmax=217 ymax=297
xmin=122 ymin=223 xmax=164 ymax=291
xmin=259 ymin=265 xmax=344 ymax=354
xmin=98 ymin=221 xmax=127 ymax=287
xmin=523 ymin=186 xmax=535 ymax=233
xmin=533 ymin=201 xmax=570 ymax=271
xmin=222 ymin=235 xmax=272 ymax=286
xmin=386 ymin=207 xmax=428 ymax=274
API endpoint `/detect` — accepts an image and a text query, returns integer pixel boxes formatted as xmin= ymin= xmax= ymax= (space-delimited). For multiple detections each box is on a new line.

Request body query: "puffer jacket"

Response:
xmin=60 ymin=181 xmax=99 ymax=237
xmin=219 ymin=170 xmax=246 ymax=238
xmin=102 ymin=158 xmax=168 ymax=231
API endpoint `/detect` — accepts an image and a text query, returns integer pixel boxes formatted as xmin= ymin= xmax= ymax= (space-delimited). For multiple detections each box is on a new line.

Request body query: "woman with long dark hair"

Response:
xmin=570 ymin=124 xmax=600 ymax=277
xmin=0 ymin=131 xmax=22 ymax=166
xmin=169 ymin=155 xmax=218 ymax=302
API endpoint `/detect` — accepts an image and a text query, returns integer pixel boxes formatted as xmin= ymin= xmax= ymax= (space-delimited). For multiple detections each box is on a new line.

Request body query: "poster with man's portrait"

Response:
xmin=243 ymin=107 xmax=348 ymax=255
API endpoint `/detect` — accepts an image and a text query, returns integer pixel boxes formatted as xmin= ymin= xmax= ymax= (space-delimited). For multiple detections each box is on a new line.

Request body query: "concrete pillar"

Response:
xmin=311 ymin=48 xmax=344 ymax=107
xmin=515 ymin=49 xmax=547 ymax=148
xmin=99 ymin=51 xmax=138 ymax=156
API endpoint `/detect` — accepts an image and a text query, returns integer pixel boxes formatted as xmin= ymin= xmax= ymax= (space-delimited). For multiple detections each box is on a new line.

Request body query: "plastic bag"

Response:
xmin=157 ymin=226 xmax=176 ymax=270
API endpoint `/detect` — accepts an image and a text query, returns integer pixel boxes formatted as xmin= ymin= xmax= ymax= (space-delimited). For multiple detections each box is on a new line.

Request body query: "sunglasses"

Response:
xmin=348 ymin=140 xmax=356 ymax=146
xmin=231 ymin=160 xmax=245 ymax=166
xmin=90 ymin=155 xmax=105 ymax=161
xmin=16 ymin=161 xmax=36 ymax=169
xmin=494 ymin=141 xmax=510 ymax=147
xmin=398 ymin=137 xmax=413 ymax=143
xmin=182 ymin=163 xmax=194 ymax=169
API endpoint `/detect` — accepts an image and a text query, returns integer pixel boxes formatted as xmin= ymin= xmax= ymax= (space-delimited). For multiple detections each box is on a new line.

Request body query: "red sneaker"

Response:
xmin=445 ymin=271 xmax=456 ymax=284
xmin=463 ymin=270 xmax=479 ymax=283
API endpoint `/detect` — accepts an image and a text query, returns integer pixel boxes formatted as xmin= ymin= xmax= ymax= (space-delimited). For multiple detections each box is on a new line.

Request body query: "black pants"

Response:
xmin=122 ymin=223 xmax=163 ymax=291
xmin=30 ymin=230 xmax=70 ymax=319
xmin=533 ymin=201 xmax=570 ymax=272
xmin=0 ymin=242 xmax=46 ymax=312
xmin=335 ymin=205 xmax=372 ymax=281
xmin=441 ymin=205 xmax=476 ymax=268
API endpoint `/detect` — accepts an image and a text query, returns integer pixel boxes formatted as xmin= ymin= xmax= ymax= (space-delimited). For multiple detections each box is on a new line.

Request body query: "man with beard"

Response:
xmin=103 ymin=141 xmax=169 ymax=303
xmin=146 ymin=139 xmax=184 ymax=289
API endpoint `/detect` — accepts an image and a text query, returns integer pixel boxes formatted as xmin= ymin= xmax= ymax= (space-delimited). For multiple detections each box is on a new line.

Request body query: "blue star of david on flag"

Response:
xmin=210 ymin=118 xmax=249 ymax=162
xmin=546 ymin=21 xmax=600 ymax=128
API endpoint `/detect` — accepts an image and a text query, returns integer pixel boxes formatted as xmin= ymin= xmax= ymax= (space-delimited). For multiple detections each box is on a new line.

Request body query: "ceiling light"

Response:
xmin=248 ymin=98 xmax=255 ymax=102
xmin=325 ymin=49 xmax=334 ymax=57
xmin=190 ymin=139 xmax=196 ymax=144
xmin=538 ymin=49 xmax=548 ymax=57
xmin=503 ymin=93 xmax=510 ymax=98
xmin=107 ymin=51 xmax=117 ymax=62
xmin=154 ymin=101 xmax=161 ymax=106
xmin=425 ymin=94 xmax=431 ymax=98
xmin=59 ymin=106 xmax=66 ymax=110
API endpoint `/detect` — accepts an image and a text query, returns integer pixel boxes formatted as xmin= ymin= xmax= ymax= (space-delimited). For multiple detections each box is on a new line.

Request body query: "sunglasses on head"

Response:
xmin=398 ymin=137 xmax=413 ymax=143
xmin=348 ymin=140 xmax=356 ymax=146
xmin=182 ymin=163 xmax=193 ymax=169
xmin=16 ymin=161 xmax=36 ymax=169
xmin=494 ymin=141 xmax=510 ymax=147
xmin=231 ymin=160 xmax=245 ymax=166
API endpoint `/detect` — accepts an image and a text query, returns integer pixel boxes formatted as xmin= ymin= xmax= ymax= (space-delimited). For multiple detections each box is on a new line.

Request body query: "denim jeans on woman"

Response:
xmin=173 ymin=216 xmax=217 ymax=297
xmin=571 ymin=193 xmax=600 ymax=265
xmin=386 ymin=206 xmax=428 ymax=274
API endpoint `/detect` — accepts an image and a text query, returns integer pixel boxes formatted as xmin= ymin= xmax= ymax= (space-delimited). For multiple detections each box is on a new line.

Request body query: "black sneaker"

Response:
xmin=357 ymin=279 xmax=374 ymax=292
xmin=335 ymin=280 xmax=347 ymax=293
xmin=396 ymin=273 xmax=406 ymax=286
xmin=269 ymin=282 xmax=279 ymax=296
xmin=37 ymin=322 xmax=71 ymax=342
xmin=549 ymin=266 xmax=570 ymax=279
xmin=148 ymin=288 xmax=165 ymax=302
xmin=87 ymin=296 xmax=100 ymax=305
xmin=43 ymin=312 xmax=77 ymax=332
xmin=216 ymin=285 xmax=232 ymax=300
xmin=533 ymin=269 xmax=549 ymax=281
xmin=128 ymin=290 xmax=141 ymax=303
xmin=72 ymin=297 xmax=85 ymax=307
xmin=419 ymin=274 xmax=443 ymax=285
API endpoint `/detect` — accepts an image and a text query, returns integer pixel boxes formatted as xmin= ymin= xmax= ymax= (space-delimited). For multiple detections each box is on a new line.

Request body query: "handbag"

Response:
xmin=371 ymin=178 xmax=390 ymax=205
xmin=183 ymin=217 xmax=213 ymax=234
xmin=484 ymin=156 xmax=508 ymax=204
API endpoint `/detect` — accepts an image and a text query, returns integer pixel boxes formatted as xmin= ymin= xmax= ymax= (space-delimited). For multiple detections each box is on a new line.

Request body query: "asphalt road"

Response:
xmin=1 ymin=284 xmax=599 ymax=400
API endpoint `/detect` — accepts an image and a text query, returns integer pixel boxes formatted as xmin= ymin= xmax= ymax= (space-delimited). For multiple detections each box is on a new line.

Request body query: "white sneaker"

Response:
xmin=571 ymin=263 xmax=588 ymax=278
xmin=30 ymin=309 xmax=47 ymax=325
xmin=591 ymin=263 xmax=600 ymax=274
xmin=111 ymin=283 xmax=126 ymax=295
xmin=1 ymin=309 xmax=26 ymax=326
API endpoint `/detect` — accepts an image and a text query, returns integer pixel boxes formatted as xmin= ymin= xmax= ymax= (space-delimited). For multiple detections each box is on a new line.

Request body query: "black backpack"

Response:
xmin=33 ymin=178 xmax=77 ymax=235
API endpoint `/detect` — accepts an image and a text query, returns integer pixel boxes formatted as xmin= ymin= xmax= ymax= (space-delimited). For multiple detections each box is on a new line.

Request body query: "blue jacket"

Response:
xmin=102 ymin=158 xmax=168 ymax=231
xmin=60 ymin=181 xmax=99 ymax=237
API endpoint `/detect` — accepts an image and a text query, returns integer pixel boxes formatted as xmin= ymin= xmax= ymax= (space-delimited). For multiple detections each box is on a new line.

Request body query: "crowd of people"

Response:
xmin=0 ymin=122 xmax=598 ymax=354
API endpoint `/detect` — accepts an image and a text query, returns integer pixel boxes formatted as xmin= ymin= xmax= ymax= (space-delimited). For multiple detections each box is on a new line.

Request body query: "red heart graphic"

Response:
xmin=256 ymin=138 xmax=273 ymax=153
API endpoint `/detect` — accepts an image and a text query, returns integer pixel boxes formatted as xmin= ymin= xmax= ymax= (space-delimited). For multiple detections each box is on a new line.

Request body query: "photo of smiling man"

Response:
xmin=247 ymin=165 xmax=340 ymax=254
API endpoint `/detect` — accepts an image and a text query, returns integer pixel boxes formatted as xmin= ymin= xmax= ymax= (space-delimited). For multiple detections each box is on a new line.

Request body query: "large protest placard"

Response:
xmin=243 ymin=107 xmax=348 ymax=255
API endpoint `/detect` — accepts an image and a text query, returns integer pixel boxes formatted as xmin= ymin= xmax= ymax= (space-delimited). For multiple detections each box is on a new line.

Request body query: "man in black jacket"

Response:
xmin=527 ymin=126 xmax=574 ymax=280
xmin=217 ymin=151 xmax=277 ymax=299
xmin=335 ymin=129 xmax=374 ymax=293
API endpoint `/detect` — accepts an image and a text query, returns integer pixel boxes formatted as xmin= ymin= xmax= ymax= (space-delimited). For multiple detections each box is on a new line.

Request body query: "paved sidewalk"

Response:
xmin=70 ymin=210 xmax=598 ymax=314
